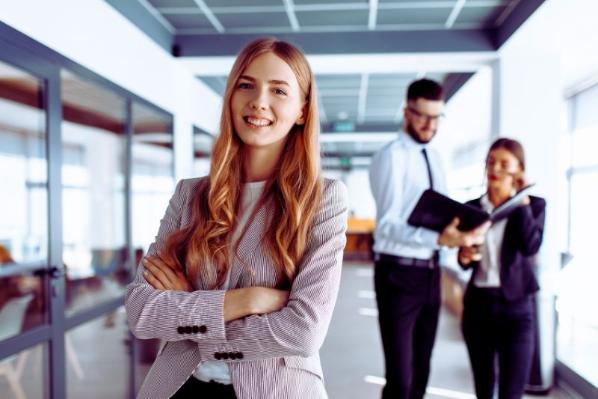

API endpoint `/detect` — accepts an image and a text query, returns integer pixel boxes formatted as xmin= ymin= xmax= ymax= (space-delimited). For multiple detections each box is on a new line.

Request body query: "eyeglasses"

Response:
xmin=407 ymin=107 xmax=445 ymax=123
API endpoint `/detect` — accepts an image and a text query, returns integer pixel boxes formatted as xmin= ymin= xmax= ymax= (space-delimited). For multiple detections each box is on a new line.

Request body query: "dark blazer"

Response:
xmin=459 ymin=195 xmax=546 ymax=301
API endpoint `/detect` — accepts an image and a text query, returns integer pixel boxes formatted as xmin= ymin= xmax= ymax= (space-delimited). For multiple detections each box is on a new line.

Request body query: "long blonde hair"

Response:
xmin=163 ymin=38 xmax=322 ymax=288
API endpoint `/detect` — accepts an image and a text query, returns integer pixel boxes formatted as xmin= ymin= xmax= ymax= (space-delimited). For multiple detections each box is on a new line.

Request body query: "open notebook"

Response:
xmin=407 ymin=184 xmax=535 ymax=232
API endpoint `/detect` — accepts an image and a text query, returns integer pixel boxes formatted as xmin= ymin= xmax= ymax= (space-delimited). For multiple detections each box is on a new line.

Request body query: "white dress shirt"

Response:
xmin=369 ymin=132 xmax=447 ymax=259
xmin=194 ymin=180 xmax=266 ymax=384
xmin=473 ymin=194 xmax=507 ymax=288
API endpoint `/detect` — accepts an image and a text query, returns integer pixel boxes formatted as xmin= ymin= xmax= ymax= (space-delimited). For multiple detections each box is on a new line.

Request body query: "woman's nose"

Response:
xmin=250 ymin=90 xmax=268 ymax=110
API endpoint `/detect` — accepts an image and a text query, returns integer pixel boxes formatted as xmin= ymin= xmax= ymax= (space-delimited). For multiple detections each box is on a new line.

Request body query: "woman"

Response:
xmin=458 ymin=138 xmax=545 ymax=399
xmin=125 ymin=38 xmax=348 ymax=399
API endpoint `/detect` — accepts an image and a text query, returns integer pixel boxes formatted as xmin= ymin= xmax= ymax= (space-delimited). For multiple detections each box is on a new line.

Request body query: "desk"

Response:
xmin=344 ymin=218 xmax=375 ymax=261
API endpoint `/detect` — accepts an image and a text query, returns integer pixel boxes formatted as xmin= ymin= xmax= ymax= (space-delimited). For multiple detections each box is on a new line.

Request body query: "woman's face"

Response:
xmin=231 ymin=52 xmax=305 ymax=153
xmin=486 ymin=148 xmax=522 ymax=192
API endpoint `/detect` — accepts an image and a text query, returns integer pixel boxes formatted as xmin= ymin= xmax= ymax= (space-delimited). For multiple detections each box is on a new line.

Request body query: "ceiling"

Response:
xmin=146 ymin=0 xmax=514 ymax=34
xmin=106 ymin=0 xmax=545 ymax=166
xmin=199 ymin=71 xmax=447 ymax=129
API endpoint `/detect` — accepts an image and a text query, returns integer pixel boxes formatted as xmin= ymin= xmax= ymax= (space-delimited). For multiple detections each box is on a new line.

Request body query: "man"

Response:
xmin=369 ymin=79 xmax=489 ymax=399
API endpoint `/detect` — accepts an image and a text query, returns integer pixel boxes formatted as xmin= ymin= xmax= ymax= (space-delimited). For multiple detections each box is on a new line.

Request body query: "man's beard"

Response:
xmin=405 ymin=121 xmax=436 ymax=144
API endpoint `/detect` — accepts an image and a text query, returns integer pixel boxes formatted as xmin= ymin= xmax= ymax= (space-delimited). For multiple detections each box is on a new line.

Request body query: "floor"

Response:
xmin=0 ymin=261 xmax=576 ymax=398
xmin=319 ymin=262 xmax=570 ymax=399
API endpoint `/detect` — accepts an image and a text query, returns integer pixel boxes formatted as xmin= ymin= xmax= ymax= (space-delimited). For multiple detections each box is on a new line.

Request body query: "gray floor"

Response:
xmin=0 ymin=261 xmax=573 ymax=399
xmin=320 ymin=262 xmax=569 ymax=399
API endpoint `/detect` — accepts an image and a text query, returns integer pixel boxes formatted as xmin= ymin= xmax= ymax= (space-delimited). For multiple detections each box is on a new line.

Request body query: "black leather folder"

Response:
xmin=407 ymin=185 xmax=534 ymax=232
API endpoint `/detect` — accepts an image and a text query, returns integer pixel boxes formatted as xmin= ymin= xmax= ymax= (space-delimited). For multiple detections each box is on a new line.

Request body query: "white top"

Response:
xmin=473 ymin=194 xmax=507 ymax=288
xmin=369 ymin=132 xmax=447 ymax=259
xmin=194 ymin=180 xmax=266 ymax=384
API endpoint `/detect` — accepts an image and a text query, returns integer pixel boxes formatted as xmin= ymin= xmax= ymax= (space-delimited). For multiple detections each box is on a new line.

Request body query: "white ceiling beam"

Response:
xmin=446 ymin=0 xmax=467 ymax=29
xmin=283 ymin=0 xmax=300 ymax=32
xmin=192 ymin=0 xmax=225 ymax=33
xmin=357 ymin=74 xmax=370 ymax=124
xmin=368 ymin=0 xmax=379 ymax=30
xmin=138 ymin=0 xmax=175 ymax=33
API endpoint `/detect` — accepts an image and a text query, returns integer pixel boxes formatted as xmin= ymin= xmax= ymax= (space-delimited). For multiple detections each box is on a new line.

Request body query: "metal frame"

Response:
xmin=0 ymin=21 xmax=175 ymax=399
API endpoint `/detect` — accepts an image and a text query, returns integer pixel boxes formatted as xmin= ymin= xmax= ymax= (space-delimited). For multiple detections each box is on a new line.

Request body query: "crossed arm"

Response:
xmin=125 ymin=179 xmax=348 ymax=361
xmin=142 ymin=254 xmax=289 ymax=322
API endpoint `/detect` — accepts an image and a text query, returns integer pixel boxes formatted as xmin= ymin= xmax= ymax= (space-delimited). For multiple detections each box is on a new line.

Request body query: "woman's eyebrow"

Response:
xmin=239 ymin=75 xmax=290 ymax=87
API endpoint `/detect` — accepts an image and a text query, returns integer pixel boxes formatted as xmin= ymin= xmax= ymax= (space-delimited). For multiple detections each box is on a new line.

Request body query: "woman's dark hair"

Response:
xmin=487 ymin=137 xmax=526 ymax=171
xmin=407 ymin=78 xmax=445 ymax=102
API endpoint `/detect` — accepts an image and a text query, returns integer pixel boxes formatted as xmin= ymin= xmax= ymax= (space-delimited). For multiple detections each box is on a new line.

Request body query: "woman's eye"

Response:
xmin=237 ymin=82 xmax=252 ymax=89
xmin=273 ymin=88 xmax=287 ymax=96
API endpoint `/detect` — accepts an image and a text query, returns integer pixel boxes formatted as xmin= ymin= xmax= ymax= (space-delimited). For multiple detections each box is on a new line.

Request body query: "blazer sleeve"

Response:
xmin=193 ymin=179 xmax=349 ymax=361
xmin=125 ymin=179 xmax=229 ymax=344
xmin=457 ymin=198 xmax=482 ymax=271
xmin=509 ymin=196 xmax=546 ymax=256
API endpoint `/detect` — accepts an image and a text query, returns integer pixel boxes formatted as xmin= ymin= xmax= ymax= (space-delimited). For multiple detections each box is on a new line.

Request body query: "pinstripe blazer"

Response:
xmin=126 ymin=177 xmax=348 ymax=399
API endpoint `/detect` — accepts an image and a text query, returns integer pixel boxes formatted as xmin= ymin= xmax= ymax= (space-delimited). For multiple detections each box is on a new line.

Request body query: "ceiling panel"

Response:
xmin=164 ymin=13 xmax=214 ymax=30
xmin=148 ymin=0 xmax=197 ymax=7
xmin=296 ymin=10 xmax=368 ymax=27
xmin=377 ymin=8 xmax=451 ymax=25
xmin=198 ymin=72 xmax=450 ymax=127
xmin=204 ymin=0 xmax=282 ymax=6
xmin=456 ymin=5 xmax=508 ymax=27
xmin=217 ymin=12 xmax=291 ymax=29
xmin=378 ymin=0 xmax=454 ymax=3
xmin=295 ymin=0 xmax=367 ymax=4
xmin=199 ymin=77 xmax=227 ymax=96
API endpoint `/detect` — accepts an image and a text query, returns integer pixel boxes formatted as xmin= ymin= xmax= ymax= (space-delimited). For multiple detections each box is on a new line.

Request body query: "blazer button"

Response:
xmin=184 ymin=326 xmax=192 ymax=334
xmin=236 ymin=352 xmax=244 ymax=359
xmin=199 ymin=325 xmax=207 ymax=334
xmin=221 ymin=352 xmax=229 ymax=360
xmin=192 ymin=326 xmax=199 ymax=334
xmin=177 ymin=326 xmax=185 ymax=334
xmin=214 ymin=352 xmax=222 ymax=360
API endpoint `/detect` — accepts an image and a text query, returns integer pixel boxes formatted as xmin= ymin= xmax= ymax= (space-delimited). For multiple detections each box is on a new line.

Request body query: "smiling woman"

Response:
xmin=125 ymin=38 xmax=348 ymax=399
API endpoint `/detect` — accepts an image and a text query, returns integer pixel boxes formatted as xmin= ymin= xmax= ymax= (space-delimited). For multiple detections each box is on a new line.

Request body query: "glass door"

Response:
xmin=0 ymin=39 xmax=59 ymax=399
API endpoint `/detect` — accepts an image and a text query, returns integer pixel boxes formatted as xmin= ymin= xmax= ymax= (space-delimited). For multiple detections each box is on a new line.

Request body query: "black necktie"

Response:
xmin=421 ymin=148 xmax=434 ymax=190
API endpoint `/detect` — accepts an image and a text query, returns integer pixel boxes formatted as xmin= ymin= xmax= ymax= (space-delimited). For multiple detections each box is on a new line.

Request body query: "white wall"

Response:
xmin=437 ymin=66 xmax=494 ymax=201
xmin=0 ymin=0 xmax=222 ymax=180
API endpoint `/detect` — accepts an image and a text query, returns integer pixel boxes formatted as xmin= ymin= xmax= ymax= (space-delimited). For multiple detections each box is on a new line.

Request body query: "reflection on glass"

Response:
xmin=0 ymin=60 xmax=47 ymax=263
xmin=193 ymin=126 xmax=214 ymax=178
xmin=0 ymin=60 xmax=49 ymax=340
xmin=66 ymin=307 xmax=129 ymax=399
xmin=0 ymin=270 xmax=48 ymax=342
xmin=0 ymin=343 xmax=45 ymax=399
xmin=61 ymin=70 xmax=128 ymax=316
xmin=131 ymin=102 xmax=174 ymax=258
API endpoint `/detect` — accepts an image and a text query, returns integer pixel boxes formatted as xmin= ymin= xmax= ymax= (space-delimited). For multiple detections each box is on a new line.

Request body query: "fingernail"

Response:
xmin=143 ymin=271 xmax=148 ymax=275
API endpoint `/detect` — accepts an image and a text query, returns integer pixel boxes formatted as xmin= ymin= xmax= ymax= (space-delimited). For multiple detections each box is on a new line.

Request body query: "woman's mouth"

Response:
xmin=244 ymin=116 xmax=273 ymax=127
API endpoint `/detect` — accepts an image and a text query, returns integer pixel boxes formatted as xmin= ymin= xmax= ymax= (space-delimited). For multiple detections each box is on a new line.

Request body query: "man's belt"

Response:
xmin=375 ymin=252 xmax=439 ymax=268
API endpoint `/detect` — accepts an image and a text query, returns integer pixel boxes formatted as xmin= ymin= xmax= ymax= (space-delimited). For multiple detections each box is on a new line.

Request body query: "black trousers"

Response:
xmin=170 ymin=376 xmax=237 ymax=399
xmin=374 ymin=258 xmax=441 ymax=399
xmin=462 ymin=286 xmax=535 ymax=399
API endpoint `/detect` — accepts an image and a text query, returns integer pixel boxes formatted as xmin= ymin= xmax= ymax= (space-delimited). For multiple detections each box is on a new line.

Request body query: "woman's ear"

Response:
xmin=296 ymin=103 xmax=307 ymax=125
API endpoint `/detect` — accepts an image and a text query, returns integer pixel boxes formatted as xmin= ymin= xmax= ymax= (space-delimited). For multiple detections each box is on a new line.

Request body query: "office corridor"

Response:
xmin=320 ymin=262 xmax=567 ymax=399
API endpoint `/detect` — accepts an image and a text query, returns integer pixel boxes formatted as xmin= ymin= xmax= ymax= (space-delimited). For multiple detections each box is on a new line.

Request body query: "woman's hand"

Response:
xmin=512 ymin=171 xmax=531 ymax=205
xmin=458 ymin=245 xmax=483 ymax=265
xmin=246 ymin=287 xmax=290 ymax=315
xmin=223 ymin=287 xmax=290 ymax=322
xmin=143 ymin=254 xmax=193 ymax=292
